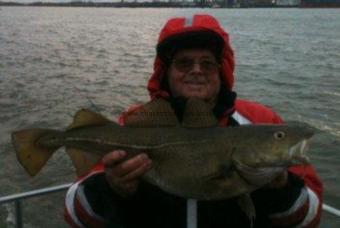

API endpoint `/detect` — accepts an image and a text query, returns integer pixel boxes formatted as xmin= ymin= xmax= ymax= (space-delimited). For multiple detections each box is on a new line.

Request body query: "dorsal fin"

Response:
xmin=124 ymin=98 xmax=179 ymax=127
xmin=68 ymin=109 xmax=113 ymax=130
xmin=182 ymin=98 xmax=218 ymax=128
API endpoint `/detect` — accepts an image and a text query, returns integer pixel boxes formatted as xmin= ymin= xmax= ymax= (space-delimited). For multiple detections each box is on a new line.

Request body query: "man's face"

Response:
xmin=167 ymin=49 xmax=221 ymax=103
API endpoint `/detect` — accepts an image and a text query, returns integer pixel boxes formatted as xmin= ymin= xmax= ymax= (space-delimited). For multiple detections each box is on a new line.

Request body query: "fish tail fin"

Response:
xmin=11 ymin=129 xmax=62 ymax=176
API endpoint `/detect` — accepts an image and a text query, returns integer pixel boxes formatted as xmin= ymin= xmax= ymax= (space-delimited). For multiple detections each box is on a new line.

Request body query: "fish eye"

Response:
xmin=274 ymin=131 xmax=286 ymax=140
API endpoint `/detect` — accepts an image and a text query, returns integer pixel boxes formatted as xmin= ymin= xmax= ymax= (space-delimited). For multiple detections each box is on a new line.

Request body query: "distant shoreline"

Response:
xmin=0 ymin=1 xmax=339 ymax=8
xmin=0 ymin=1 xmax=205 ymax=8
xmin=0 ymin=1 xmax=299 ymax=8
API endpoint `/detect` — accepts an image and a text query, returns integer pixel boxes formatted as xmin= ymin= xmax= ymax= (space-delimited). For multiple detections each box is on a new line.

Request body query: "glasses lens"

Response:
xmin=200 ymin=60 xmax=219 ymax=72
xmin=172 ymin=58 xmax=219 ymax=73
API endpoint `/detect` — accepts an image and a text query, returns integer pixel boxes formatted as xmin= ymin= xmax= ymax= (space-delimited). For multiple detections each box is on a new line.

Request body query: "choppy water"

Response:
xmin=0 ymin=6 xmax=339 ymax=227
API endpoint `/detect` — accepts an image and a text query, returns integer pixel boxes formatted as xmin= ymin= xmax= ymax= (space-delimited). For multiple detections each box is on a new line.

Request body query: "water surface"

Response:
xmin=0 ymin=7 xmax=339 ymax=227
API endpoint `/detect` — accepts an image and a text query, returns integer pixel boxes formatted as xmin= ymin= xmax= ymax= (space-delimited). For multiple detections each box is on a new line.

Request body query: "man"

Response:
xmin=64 ymin=14 xmax=323 ymax=227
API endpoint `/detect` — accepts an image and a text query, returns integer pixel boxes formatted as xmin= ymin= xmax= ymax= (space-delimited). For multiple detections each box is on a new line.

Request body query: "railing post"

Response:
xmin=15 ymin=200 xmax=23 ymax=228
xmin=187 ymin=199 xmax=197 ymax=228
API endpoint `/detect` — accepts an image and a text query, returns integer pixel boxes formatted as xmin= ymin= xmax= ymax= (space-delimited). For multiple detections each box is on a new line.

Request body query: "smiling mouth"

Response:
xmin=184 ymin=81 xmax=206 ymax=85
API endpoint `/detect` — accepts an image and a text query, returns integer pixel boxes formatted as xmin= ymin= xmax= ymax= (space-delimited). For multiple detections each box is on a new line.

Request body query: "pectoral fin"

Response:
xmin=233 ymin=159 xmax=283 ymax=186
xmin=237 ymin=194 xmax=256 ymax=228
xmin=203 ymin=162 xmax=234 ymax=181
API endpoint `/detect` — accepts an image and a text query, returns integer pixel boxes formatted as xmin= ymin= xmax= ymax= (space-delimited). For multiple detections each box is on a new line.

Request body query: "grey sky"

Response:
xmin=2 ymin=0 xmax=145 ymax=3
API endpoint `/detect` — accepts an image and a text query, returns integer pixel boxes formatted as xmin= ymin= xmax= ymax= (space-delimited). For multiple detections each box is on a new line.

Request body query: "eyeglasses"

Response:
xmin=171 ymin=58 xmax=220 ymax=73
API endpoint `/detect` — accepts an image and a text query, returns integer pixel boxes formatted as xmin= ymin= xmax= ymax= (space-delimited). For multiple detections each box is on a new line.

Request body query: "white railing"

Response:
xmin=0 ymin=183 xmax=72 ymax=228
xmin=1 ymin=183 xmax=340 ymax=227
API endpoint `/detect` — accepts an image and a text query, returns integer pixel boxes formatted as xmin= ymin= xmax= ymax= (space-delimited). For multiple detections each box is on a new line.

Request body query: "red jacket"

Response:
xmin=64 ymin=14 xmax=322 ymax=228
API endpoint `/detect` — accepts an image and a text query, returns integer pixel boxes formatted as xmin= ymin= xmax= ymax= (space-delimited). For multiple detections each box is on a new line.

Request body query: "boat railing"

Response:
xmin=0 ymin=183 xmax=72 ymax=228
xmin=1 ymin=183 xmax=340 ymax=228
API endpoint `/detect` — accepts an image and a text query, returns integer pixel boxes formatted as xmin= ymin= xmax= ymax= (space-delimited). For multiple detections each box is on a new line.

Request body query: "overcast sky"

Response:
xmin=2 ymin=0 xmax=150 ymax=3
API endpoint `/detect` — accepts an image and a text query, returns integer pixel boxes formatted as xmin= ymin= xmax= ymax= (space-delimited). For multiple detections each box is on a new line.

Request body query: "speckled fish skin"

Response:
xmin=13 ymin=119 xmax=314 ymax=200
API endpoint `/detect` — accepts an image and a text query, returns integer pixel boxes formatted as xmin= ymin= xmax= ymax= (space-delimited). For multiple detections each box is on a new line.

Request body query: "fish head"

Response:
xmin=232 ymin=122 xmax=315 ymax=168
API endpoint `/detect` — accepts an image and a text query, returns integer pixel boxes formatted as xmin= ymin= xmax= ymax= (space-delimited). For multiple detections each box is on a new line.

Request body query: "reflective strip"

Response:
xmin=269 ymin=187 xmax=308 ymax=219
xmin=297 ymin=188 xmax=320 ymax=227
xmin=76 ymin=185 xmax=106 ymax=223
xmin=65 ymin=171 xmax=104 ymax=227
xmin=269 ymin=187 xmax=320 ymax=227
xmin=65 ymin=182 xmax=85 ymax=228
xmin=231 ymin=111 xmax=252 ymax=125
xmin=184 ymin=16 xmax=193 ymax=27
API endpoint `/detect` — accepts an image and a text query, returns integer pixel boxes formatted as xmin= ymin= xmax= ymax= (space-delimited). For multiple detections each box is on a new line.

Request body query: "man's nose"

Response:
xmin=191 ymin=62 xmax=203 ymax=72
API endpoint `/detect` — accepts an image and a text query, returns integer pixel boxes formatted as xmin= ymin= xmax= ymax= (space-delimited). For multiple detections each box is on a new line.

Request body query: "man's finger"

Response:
xmin=120 ymin=159 xmax=152 ymax=182
xmin=111 ymin=153 xmax=150 ymax=177
xmin=102 ymin=150 xmax=127 ymax=166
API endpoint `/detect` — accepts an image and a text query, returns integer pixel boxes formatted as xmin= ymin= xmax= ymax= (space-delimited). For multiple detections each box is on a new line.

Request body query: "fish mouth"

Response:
xmin=289 ymin=139 xmax=311 ymax=164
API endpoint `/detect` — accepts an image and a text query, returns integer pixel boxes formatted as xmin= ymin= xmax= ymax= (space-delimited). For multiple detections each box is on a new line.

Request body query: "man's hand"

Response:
xmin=102 ymin=150 xmax=152 ymax=197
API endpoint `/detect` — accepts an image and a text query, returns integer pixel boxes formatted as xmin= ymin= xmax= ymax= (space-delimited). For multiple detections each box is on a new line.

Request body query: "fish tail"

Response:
xmin=11 ymin=129 xmax=62 ymax=176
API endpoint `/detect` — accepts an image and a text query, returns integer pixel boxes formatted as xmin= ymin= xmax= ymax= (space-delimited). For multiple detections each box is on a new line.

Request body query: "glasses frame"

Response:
xmin=171 ymin=58 xmax=221 ymax=74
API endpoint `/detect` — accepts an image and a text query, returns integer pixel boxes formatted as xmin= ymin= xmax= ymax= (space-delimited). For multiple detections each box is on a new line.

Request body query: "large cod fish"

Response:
xmin=12 ymin=98 xmax=313 ymax=202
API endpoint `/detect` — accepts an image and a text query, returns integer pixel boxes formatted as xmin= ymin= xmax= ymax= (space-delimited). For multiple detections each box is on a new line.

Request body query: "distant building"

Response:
xmin=276 ymin=0 xmax=300 ymax=6
xmin=238 ymin=0 xmax=275 ymax=6
xmin=300 ymin=0 xmax=340 ymax=7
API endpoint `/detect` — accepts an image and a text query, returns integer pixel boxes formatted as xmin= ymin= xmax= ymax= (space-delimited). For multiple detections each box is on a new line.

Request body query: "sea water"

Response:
xmin=0 ymin=7 xmax=339 ymax=227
